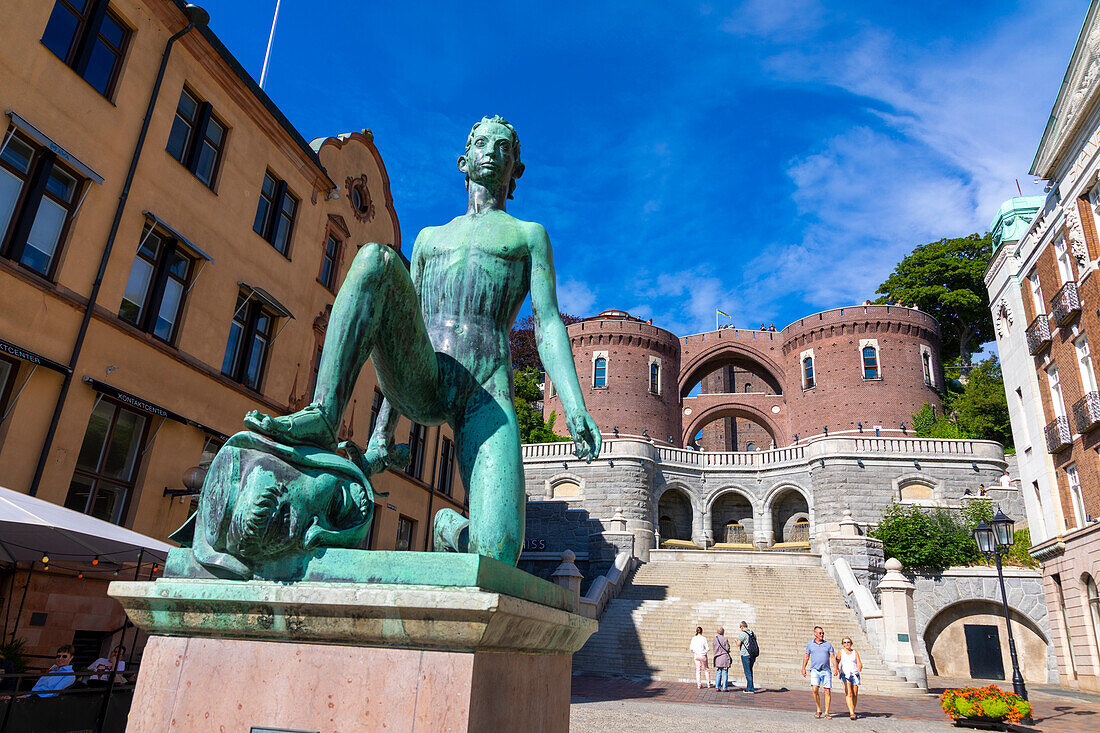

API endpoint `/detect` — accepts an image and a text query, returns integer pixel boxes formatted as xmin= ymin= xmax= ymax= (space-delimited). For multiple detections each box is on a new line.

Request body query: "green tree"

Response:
xmin=911 ymin=402 xmax=963 ymax=439
xmin=509 ymin=313 xmax=582 ymax=371
xmin=870 ymin=500 xmax=992 ymax=571
xmin=513 ymin=368 xmax=571 ymax=444
xmin=953 ymin=355 xmax=1012 ymax=447
xmin=875 ymin=233 xmax=995 ymax=368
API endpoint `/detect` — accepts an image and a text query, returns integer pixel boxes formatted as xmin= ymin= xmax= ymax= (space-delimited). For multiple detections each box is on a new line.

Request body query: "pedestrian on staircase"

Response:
xmin=736 ymin=620 xmax=759 ymax=693
xmin=836 ymin=637 xmax=863 ymax=720
xmin=712 ymin=627 xmax=733 ymax=691
xmin=801 ymin=626 xmax=836 ymax=719
xmin=690 ymin=627 xmax=711 ymax=689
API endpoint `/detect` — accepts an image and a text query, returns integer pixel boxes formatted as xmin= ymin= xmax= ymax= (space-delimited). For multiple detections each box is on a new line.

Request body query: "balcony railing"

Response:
xmin=1045 ymin=416 xmax=1073 ymax=453
xmin=1051 ymin=281 xmax=1082 ymax=326
xmin=1073 ymin=391 xmax=1100 ymax=433
xmin=1025 ymin=316 xmax=1051 ymax=355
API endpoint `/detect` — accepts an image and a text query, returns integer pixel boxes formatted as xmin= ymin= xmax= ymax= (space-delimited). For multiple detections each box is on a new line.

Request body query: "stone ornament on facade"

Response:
xmin=346 ymin=174 xmax=376 ymax=223
xmin=1064 ymin=205 xmax=1090 ymax=267
xmin=995 ymin=299 xmax=1013 ymax=339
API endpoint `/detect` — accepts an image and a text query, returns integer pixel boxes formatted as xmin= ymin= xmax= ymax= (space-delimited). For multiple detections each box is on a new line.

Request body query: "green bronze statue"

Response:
xmin=185 ymin=116 xmax=600 ymax=578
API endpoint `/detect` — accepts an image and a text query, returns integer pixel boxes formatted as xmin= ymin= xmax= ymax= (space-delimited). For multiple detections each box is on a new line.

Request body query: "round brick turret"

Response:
xmin=544 ymin=310 xmax=682 ymax=445
xmin=780 ymin=304 xmax=943 ymax=440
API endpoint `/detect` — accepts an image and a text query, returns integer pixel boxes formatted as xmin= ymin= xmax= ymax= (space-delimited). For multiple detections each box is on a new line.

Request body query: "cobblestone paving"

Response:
xmin=570 ymin=675 xmax=1100 ymax=733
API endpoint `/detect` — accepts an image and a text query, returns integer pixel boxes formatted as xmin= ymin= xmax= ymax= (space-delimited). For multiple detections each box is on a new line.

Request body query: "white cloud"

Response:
xmin=555 ymin=278 xmax=597 ymax=316
xmin=731 ymin=4 xmax=1078 ymax=311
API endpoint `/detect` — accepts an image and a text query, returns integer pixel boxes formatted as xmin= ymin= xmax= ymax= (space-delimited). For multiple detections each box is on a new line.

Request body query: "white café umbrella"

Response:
xmin=0 ymin=485 xmax=172 ymax=566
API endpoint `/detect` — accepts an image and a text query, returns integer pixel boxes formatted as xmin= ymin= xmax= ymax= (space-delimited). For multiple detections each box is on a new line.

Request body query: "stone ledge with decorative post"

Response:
xmin=878 ymin=557 xmax=928 ymax=688
xmin=110 ymin=549 xmax=597 ymax=732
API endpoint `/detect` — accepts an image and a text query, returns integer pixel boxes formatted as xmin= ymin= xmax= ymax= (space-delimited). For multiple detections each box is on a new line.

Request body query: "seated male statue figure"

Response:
xmin=245 ymin=116 xmax=600 ymax=566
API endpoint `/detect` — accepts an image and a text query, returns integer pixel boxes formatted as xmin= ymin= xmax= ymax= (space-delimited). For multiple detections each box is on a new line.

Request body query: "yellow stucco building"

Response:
xmin=0 ymin=0 xmax=464 ymax=659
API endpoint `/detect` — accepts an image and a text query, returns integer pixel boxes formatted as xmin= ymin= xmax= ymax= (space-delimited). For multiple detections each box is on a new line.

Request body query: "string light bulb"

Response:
xmin=41 ymin=554 xmax=49 ymax=565
xmin=77 ymin=572 xmax=84 ymax=579
xmin=92 ymin=556 xmax=99 ymax=566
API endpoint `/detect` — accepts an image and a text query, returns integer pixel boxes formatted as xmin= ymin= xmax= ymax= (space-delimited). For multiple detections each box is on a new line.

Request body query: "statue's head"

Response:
xmin=458 ymin=115 xmax=524 ymax=199
xmin=189 ymin=432 xmax=374 ymax=578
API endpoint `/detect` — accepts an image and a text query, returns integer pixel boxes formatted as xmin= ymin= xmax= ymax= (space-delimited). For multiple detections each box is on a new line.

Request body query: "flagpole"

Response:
xmin=260 ymin=0 xmax=282 ymax=90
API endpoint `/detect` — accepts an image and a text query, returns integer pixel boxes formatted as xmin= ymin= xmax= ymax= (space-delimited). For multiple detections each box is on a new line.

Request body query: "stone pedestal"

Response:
xmin=878 ymin=557 xmax=927 ymax=688
xmin=109 ymin=550 xmax=597 ymax=733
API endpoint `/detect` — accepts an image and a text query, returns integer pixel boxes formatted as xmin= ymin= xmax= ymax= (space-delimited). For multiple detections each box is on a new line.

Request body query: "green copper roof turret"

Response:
xmin=989 ymin=196 xmax=1045 ymax=249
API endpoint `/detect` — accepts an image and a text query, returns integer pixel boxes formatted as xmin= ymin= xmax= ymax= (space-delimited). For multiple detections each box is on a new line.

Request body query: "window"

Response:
xmin=746 ymin=442 xmax=755 ymax=451
xmin=307 ymin=344 xmax=323 ymax=398
xmin=1077 ymin=335 xmax=1098 ymax=395
xmin=1067 ymin=464 xmax=1085 ymax=529
xmin=744 ymin=382 xmax=752 ymax=393
xmin=368 ymin=389 xmax=383 ymax=437
xmin=1087 ymin=575 xmax=1100 ymax=663
xmin=64 ymin=399 xmax=146 ymax=524
xmin=1047 ymin=364 xmax=1067 ymax=419
xmin=862 ymin=346 xmax=879 ymax=379
xmin=118 ymin=226 xmax=193 ymax=342
xmin=803 ymin=356 xmax=815 ymax=389
xmin=396 ymin=515 xmax=415 ymax=551
xmin=649 ymin=361 xmax=660 ymax=394
xmin=1029 ymin=270 xmax=1045 ymax=316
xmin=41 ymin=0 xmax=130 ymax=98
xmin=1054 ymin=237 xmax=1075 ymax=283
xmin=593 ymin=356 xmax=607 ymax=388
xmin=1053 ymin=574 xmax=1079 ymax=675
xmin=166 ymin=87 xmax=227 ymax=189
xmin=0 ymin=132 xmax=82 ymax=278
xmin=221 ymin=292 xmax=277 ymax=390
xmin=437 ymin=437 xmax=455 ymax=496
xmin=405 ymin=423 xmax=426 ymax=480
xmin=0 ymin=354 xmax=18 ymax=420
xmin=922 ymin=349 xmax=934 ymax=387
xmin=900 ymin=482 xmax=934 ymax=502
xmin=252 ymin=171 xmax=298 ymax=256
xmin=318 ymin=232 xmax=342 ymax=290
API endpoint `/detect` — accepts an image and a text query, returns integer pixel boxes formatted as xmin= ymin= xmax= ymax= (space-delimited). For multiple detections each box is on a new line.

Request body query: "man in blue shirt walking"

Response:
xmin=801 ymin=626 xmax=837 ymax=719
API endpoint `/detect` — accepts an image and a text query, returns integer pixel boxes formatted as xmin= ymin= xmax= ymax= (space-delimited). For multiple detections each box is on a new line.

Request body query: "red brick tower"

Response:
xmin=543 ymin=310 xmax=683 ymax=445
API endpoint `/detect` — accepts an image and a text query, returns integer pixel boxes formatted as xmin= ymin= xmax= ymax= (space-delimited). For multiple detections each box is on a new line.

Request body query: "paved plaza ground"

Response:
xmin=569 ymin=675 xmax=1100 ymax=733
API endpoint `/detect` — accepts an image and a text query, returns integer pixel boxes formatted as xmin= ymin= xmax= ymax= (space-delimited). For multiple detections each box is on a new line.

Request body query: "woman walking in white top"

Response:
xmin=689 ymin=627 xmax=711 ymax=689
xmin=835 ymin=637 xmax=863 ymax=720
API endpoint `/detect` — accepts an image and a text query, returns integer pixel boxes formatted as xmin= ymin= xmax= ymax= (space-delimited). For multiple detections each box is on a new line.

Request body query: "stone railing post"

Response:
xmin=877 ymin=557 xmax=927 ymax=687
xmin=551 ymin=550 xmax=583 ymax=612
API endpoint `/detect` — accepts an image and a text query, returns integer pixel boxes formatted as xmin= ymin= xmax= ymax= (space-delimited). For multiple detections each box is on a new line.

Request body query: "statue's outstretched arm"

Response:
xmin=528 ymin=225 xmax=601 ymax=461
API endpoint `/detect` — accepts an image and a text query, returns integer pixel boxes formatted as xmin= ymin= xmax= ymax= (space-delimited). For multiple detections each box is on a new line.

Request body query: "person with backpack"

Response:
xmin=736 ymin=620 xmax=759 ymax=693
xmin=712 ymin=627 xmax=733 ymax=692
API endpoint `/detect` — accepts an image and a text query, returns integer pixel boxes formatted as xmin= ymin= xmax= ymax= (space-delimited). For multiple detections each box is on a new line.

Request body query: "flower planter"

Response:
xmin=953 ymin=718 xmax=1039 ymax=732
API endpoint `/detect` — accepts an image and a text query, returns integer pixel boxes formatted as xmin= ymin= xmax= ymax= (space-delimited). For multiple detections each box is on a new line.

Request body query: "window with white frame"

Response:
xmin=1077 ymin=334 xmax=1098 ymax=395
xmin=801 ymin=349 xmax=815 ymax=389
xmin=649 ymin=356 xmax=662 ymax=395
xmin=1047 ymin=363 xmax=1067 ymax=419
xmin=860 ymin=339 xmax=880 ymax=380
xmin=1029 ymin=269 xmax=1045 ymax=316
xmin=1054 ymin=237 xmax=1074 ymax=283
xmin=592 ymin=351 xmax=608 ymax=388
xmin=920 ymin=345 xmax=935 ymax=387
xmin=1066 ymin=463 xmax=1085 ymax=529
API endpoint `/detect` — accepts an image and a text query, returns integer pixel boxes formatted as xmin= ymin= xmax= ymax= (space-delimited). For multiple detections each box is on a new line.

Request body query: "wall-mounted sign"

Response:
xmin=0 ymin=337 xmax=71 ymax=375
xmin=897 ymin=633 xmax=909 ymax=643
xmin=252 ymin=728 xmax=319 ymax=733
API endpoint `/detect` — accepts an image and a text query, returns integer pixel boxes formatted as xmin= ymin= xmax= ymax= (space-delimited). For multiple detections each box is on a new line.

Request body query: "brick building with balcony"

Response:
xmin=985 ymin=0 xmax=1100 ymax=693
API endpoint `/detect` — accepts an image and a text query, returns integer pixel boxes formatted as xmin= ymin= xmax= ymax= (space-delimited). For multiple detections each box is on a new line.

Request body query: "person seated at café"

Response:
xmin=31 ymin=645 xmax=75 ymax=697
xmin=87 ymin=645 xmax=126 ymax=687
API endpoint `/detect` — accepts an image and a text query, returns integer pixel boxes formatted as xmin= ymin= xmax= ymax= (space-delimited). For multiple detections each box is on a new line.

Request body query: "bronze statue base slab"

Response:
xmin=111 ymin=576 xmax=596 ymax=732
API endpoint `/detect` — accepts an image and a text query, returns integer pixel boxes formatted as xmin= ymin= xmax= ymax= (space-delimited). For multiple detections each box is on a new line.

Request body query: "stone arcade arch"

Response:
xmin=765 ymin=484 xmax=812 ymax=545
xmin=923 ymin=600 xmax=1049 ymax=683
xmin=656 ymin=485 xmax=694 ymax=543
xmin=706 ymin=487 xmax=756 ymax=545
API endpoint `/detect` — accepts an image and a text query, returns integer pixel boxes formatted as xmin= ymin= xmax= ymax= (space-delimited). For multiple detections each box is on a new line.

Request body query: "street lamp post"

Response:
xmin=973 ymin=509 xmax=1027 ymax=700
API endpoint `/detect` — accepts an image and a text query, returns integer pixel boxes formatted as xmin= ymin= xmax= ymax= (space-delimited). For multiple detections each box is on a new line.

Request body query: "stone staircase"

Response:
xmin=574 ymin=553 xmax=921 ymax=696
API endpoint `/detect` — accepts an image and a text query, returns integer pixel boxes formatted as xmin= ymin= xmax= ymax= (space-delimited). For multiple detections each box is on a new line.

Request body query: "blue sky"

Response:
xmin=204 ymin=0 xmax=1085 ymax=336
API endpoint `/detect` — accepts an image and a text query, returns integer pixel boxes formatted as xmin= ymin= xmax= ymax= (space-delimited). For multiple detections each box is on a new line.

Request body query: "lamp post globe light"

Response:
xmin=973 ymin=509 xmax=1027 ymax=700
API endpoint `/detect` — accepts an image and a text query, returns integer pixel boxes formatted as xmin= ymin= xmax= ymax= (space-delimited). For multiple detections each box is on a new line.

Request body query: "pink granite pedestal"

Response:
xmin=129 ymin=634 xmax=572 ymax=732
xmin=110 ymin=577 xmax=597 ymax=733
